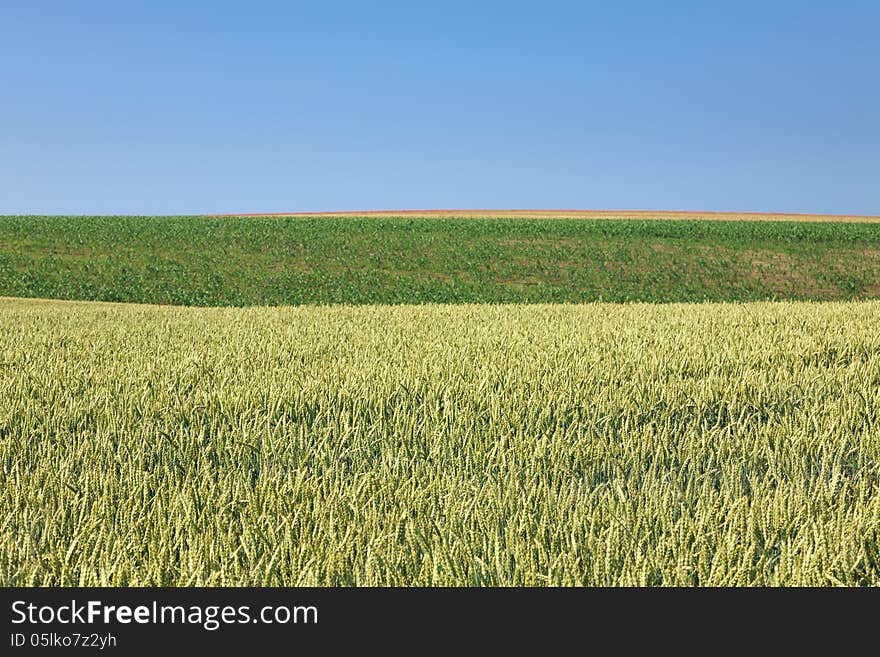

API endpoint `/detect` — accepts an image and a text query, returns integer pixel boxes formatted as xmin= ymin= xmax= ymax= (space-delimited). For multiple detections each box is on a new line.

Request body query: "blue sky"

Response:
xmin=2 ymin=1 xmax=878 ymax=215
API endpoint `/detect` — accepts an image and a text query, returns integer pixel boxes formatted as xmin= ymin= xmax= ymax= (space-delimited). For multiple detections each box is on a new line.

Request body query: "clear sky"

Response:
xmin=2 ymin=1 xmax=878 ymax=215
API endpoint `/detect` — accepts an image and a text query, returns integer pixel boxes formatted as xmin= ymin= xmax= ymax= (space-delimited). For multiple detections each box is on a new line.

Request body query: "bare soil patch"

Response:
xmin=211 ymin=209 xmax=880 ymax=223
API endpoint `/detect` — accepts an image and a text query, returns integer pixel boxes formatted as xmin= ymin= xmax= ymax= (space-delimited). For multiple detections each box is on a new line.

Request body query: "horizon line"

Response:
xmin=206 ymin=208 xmax=880 ymax=221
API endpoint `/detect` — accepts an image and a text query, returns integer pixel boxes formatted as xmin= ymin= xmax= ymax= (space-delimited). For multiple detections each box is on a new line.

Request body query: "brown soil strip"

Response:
xmin=206 ymin=209 xmax=880 ymax=223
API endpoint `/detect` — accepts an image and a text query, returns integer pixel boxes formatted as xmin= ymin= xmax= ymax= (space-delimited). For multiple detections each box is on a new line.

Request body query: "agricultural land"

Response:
xmin=1 ymin=211 xmax=879 ymax=585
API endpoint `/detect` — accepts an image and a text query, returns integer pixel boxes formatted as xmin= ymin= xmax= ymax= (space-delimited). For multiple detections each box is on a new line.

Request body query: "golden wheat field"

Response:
xmin=214 ymin=209 xmax=880 ymax=223
xmin=1 ymin=297 xmax=879 ymax=585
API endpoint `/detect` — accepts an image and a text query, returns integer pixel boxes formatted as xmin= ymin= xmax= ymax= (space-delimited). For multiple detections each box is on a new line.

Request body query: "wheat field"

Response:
xmin=2 ymin=297 xmax=879 ymax=585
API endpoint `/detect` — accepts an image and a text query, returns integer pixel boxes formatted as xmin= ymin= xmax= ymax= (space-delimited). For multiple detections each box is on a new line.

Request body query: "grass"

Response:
xmin=2 ymin=215 xmax=880 ymax=305
xmin=2 ymin=296 xmax=879 ymax=585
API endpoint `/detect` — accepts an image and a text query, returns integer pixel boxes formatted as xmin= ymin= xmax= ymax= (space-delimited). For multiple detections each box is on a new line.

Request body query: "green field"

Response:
xmin=3 ymin=215 xmax=879 ymax=586
xmin=2 ymin=297 xmax=879 ymax=585
xmin=2 ymin=215 xmax=880 ymax=305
